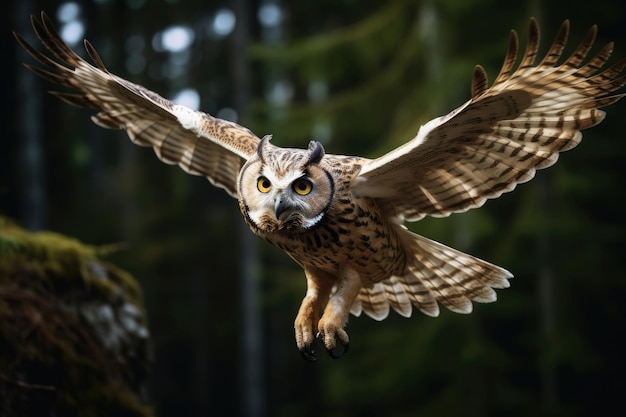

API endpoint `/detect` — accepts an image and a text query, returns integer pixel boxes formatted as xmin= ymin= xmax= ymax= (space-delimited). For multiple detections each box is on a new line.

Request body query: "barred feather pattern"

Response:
xmin=354 ymin=18 xmax=626 ymax=222
xmin=14 ymin=12 xmax=260 ymax=197
xmin=350 ymin=18 xmax=625 ymax=320
xmin=350 ymin=229 xmax=511 ymax=320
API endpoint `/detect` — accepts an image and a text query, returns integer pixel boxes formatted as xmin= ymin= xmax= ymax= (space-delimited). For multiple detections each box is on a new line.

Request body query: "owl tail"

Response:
xmin=350 ymin=228 xmax=512 ymax=321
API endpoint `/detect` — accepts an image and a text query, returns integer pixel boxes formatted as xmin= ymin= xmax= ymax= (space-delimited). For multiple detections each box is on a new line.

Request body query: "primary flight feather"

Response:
xmin=15 ymin=13 xmax=625 ymax=360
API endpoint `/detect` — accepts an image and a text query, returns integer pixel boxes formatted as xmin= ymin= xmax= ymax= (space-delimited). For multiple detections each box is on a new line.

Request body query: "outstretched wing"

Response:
xmin=15 ymin=12 xmax=261 ymax=197
xmin=353 ymin=18 xmax=626 ymax=221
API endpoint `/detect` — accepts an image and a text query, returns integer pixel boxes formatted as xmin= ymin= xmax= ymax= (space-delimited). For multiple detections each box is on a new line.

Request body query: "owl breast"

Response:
xmin=254 ymin=192 xmax=407 ymax=285
xmin=237 ymin=149 xmax=407 ymax=285
xmin=244 ymin=177 xmax=406 ymax=285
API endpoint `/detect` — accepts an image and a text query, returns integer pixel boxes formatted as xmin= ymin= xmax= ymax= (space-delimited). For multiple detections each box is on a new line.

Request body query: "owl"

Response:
xmin=15 ymin=13 xmax=625 ymax=360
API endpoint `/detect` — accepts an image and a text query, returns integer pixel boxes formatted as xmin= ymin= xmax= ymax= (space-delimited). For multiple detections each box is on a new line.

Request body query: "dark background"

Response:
xmin=3 ymin=0 xmax=626 ymax=416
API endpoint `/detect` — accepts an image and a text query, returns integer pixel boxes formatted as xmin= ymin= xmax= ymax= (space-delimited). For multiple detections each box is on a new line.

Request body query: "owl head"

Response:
xmin=238 ymin=136 xmax=334 ymax=234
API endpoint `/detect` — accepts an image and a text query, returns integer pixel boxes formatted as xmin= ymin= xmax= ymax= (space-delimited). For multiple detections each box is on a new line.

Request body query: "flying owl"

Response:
xmin=15 ymin=13 xmax=625 ymax=360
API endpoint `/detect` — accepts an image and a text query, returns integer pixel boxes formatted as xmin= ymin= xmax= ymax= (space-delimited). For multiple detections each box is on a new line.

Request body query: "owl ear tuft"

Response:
xmin=305 ymin=141 xmax=325 ymax=166
xmin=256 ymin=135 xmax=273 ymax=163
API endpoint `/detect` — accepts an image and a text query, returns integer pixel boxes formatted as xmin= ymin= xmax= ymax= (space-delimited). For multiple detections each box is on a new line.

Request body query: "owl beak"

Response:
xmin=274 ymin=198 xmax=291 ymax=221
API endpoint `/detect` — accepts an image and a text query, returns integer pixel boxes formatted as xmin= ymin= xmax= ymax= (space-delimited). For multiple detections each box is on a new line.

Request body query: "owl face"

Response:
xmin=238 ymin=138 xmax=334 ymax=234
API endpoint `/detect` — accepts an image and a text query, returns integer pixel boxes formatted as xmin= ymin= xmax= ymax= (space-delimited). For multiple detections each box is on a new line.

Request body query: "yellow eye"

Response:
xmin=257 ymin=176 xmax=272 ymax=193
xmin=293 ymin=178 xmax=313 ymax=196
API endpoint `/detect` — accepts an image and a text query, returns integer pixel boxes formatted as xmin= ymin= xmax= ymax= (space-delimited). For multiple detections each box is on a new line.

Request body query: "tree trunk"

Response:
xmin=14 ymin=0 xmax=46 ymax=231
xmin=232 ymin=1 xmax=266 ymax=416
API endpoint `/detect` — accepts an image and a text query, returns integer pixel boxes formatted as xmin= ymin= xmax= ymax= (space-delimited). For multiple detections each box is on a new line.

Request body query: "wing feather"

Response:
xmin=354 ymin=18 xmax=625 ymax=220
xmin=490 ymin=30 xmax=519 ymax=91
xmin=15 ymin=11 xmax=260 ymax=197
xmin=355 ymin=283 xmax=390 ymax=320
xmin=351 ymin=228 xmax=511 ymax=319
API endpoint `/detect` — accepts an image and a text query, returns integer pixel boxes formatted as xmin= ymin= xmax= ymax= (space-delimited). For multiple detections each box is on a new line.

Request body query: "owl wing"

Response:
xmin=15 ymin=12 xmax=260 ymax=197
xmin=353 ymin=18 xmax=626 ymax=221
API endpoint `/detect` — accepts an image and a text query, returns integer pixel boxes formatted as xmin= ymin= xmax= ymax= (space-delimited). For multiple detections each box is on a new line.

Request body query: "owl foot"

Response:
xmin=299 ymin=339 xmax=319 ymax=362
xmin=295 ymin=308 xmax=320 ymax=360
xmin=318 ymin=316 xmax=350 ymax=358
xmin=326 ymin=337 xmax=349 ymax=359
xmin=296 ymin=266 xmax=359 ymax=360
xmin=298 ymin=332 xmax=349 ymax=361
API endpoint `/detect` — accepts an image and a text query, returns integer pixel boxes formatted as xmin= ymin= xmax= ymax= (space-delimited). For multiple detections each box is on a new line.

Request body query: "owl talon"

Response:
xmin=299 ymin=332 xmax=324 ymax=361
xmin=318 ymin=326 xmax=350 ymax=359
xmin=326 ymin=340 xmax=349 ymax=359
xmin=299 ymin=333 xmax=348 ymax=360
xmin=299 ymin=343 xmax=319 ymax=362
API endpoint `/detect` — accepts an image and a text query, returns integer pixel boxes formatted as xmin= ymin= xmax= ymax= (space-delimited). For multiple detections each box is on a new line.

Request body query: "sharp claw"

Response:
xmin=300 ymin=331 xmax=349 ymax=360
xmin=326 ymin=340 xmax=349 ymax=359
xmin=300 ymin=334 xmax=323 ymax=362
xmin=300 ymin=343 xmax=318 ymax=362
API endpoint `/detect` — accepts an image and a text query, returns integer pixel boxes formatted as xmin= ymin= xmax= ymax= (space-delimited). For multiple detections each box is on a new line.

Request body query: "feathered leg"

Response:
xmin=317 ymin=266 xmax=361 ymax=358
xmin=294 ymin=267 xmax=334 ymax=360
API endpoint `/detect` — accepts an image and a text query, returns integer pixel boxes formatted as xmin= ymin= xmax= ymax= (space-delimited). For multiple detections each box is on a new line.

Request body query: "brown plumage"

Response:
xmin=15 ymin=13 xmax=625 ymax=360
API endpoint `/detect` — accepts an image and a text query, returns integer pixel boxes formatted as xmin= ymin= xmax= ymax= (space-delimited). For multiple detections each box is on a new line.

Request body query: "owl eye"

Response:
xmin=257 ymin=176 xmax=272 ymax=193
xmin=292 ymin=178 xmax=313 ymax=196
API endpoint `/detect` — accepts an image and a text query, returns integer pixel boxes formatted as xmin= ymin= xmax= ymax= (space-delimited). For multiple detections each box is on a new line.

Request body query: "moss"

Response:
xmin=0 ymin=217 xmax=153 ymax=417
xmin=0 ymin=218 xmax=142 ymax=305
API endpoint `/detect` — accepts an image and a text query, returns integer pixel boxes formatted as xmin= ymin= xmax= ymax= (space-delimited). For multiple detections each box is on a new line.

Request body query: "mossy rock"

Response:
xmin=0 ymin=217 xmax=153 ymax=417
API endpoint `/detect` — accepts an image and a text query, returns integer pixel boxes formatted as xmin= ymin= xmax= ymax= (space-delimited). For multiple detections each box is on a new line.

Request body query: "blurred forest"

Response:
xmin=3 ymin=0 xmax=626 ymax=416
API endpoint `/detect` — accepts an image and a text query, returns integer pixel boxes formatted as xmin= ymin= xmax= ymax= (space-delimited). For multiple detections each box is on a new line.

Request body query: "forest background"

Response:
xmin=3 ymin=0 xmax=626 ymax=416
